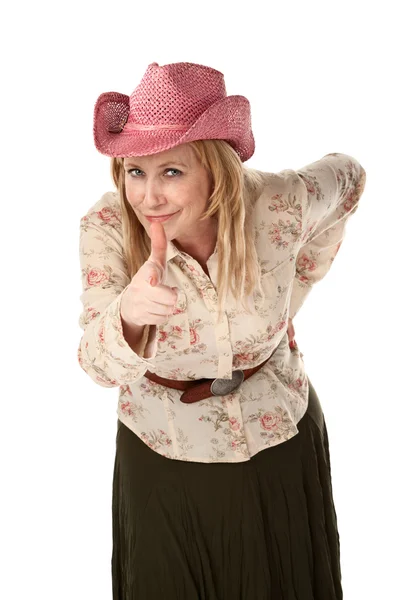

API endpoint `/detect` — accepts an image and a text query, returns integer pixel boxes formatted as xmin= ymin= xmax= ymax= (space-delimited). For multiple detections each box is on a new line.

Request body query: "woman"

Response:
xmin=78 ymin=61 xmax=366 ymax=599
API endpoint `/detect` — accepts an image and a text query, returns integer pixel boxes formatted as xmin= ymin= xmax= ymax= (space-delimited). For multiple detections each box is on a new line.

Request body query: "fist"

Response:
xmin=120 ymin=221 xmax=179 ymax=327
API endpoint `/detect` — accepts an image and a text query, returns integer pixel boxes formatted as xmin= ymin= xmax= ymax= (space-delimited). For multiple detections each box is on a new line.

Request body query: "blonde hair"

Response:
xmin=110 ymin=139 xmax=266 ymax=323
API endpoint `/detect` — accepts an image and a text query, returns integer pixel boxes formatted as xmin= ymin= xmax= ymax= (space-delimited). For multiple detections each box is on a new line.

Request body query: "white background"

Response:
xmin=1 ymin=0 xmax=399 ymax=598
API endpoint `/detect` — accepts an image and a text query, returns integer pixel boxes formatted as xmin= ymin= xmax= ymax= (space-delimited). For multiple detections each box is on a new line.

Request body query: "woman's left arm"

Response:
xmin=288 ymin=153 xmax=367 ymax=320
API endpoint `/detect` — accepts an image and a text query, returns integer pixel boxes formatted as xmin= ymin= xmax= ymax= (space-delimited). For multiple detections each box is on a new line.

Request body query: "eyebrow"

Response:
xmin=124 ymin=160 xmax=188 ymax=169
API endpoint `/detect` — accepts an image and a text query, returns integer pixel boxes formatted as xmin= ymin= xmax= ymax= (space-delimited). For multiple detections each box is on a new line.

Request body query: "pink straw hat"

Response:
xmin=93 ymin=61 xmax=255 ymax=162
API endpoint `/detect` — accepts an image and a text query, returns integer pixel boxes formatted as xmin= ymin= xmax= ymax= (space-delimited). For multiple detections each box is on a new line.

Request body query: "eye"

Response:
xmin=126 ymin=168 xmax=182 ymax=178
xmin=127 ymin=168 xmax=143 ymax=177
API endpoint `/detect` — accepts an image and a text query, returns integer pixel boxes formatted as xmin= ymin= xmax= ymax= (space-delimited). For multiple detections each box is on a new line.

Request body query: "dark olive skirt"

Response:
xmin=111 ymin=378 xmax=342 ymax=599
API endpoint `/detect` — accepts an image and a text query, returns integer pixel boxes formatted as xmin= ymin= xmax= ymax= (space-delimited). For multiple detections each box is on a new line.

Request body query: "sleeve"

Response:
xmin=77 ymin=210 xmax=157 ymax=388
xmin=288 ymin=152 xmax=367 ymax=319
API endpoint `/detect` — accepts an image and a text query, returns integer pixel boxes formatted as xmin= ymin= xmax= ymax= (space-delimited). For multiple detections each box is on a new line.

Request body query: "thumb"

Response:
xmin=147 ymin=221 xmax=168 ymax=285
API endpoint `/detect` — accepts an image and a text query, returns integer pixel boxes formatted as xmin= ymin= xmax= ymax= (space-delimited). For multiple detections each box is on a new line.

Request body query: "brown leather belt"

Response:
xmin=144 ymin=356 xmax=270 ymax=404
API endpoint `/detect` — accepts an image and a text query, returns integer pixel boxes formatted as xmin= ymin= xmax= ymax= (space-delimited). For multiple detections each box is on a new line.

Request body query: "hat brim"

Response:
xmin=93 ymin=93 xmax=255 ymax=162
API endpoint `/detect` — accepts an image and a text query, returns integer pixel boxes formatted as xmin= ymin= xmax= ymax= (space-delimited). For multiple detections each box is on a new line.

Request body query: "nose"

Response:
xmin=142 ymin=178 xmax=167 ymax=209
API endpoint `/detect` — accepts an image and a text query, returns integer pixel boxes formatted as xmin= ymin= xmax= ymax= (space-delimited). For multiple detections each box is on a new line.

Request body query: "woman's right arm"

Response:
xmin=77 ymin=194 xmax=158 ymax=388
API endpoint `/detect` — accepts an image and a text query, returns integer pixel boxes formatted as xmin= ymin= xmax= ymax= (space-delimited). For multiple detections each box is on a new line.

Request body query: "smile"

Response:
xmin=145 ymin=211 xmax=180 ymax=223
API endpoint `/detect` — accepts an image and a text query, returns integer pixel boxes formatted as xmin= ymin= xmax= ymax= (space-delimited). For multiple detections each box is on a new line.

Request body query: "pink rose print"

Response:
xmin=260 ymin=412 xmax=283 ymax=431
xmin=97 ymin=207 xmax=119 ymax=223
xmin=120 ymin=400 xmax=133 ymax=415
xmin=343 ymin=190 xmax=357 ymax=212
xmin=298 ymin=253 xmax=317 ymax=272
xmin=270 ymin=226 xmax=282 ymax=244
xmin=288 ymin=377 xmax=305 ymax=392
xmin=190 ymin=327 xmax=200 ymax=345
xmin=300 ymin=174 xmax=316 ymax=195
xmin=172 ymin=325 xmax=183 ymax=337
xmin=269 ymin=193 xmax=286 ymax=212
xmin=87 ymin=268 xmax=110 ymax=287
xmin=229 ymin=417 xmax=241 ymax=431
xmin=158 ymin=330 xmax=168 ymax=343
xmin=86 ymin=307 xmax=100 ymax=321
xmin=98 ymin=322 xmax=105 ymax=345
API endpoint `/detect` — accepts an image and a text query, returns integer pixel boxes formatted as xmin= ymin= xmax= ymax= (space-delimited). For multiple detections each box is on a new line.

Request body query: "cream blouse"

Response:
xmin=78 ymin=153 xmax=366 ymax=463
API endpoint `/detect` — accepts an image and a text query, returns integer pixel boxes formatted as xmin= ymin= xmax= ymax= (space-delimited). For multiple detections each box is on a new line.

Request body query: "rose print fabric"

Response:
xmin=78 ymin=153 xmax=366 ymax=463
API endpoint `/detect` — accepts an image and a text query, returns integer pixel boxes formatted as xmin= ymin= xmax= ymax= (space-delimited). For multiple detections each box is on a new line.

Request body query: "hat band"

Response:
xmin=122 ymin=122 xmax=188 ymax=133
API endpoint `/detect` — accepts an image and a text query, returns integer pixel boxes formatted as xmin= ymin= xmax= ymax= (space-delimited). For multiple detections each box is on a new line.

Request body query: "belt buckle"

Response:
xmin=210 ymin=370 xmax=244 ymax=396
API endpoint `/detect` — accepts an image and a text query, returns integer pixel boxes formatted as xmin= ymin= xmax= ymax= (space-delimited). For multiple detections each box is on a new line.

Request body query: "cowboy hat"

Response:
xmin=93 ymin=61 xmax=255 ymax=162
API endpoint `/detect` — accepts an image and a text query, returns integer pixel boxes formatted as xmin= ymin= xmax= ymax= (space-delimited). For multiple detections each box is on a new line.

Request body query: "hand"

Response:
xmin=287 ymin=317 xmax=297 ymax=350
xmin=120 ymin=221 xmax=179 ymax=327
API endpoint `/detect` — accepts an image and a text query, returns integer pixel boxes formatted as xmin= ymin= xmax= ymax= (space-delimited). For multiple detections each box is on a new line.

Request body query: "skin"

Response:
xmin=123 ymin=143 xmax=218 ymax=272
xmin=287 ymin=318 xmax=296 ymax=348
xmin=123 ymin=143 xmax=296 ymax=348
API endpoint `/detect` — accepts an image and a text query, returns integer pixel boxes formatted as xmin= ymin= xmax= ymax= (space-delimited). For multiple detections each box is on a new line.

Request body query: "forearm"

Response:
xmin=121 ymin=317 xmax=146 ymax=354
xmin=121 ymin=317 xmax=157 ymax=358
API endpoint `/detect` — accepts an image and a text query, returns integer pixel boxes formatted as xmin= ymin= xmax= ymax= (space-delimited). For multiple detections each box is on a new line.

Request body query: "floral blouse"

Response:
xmin=77 ymin=153 xmax=366 ymax=463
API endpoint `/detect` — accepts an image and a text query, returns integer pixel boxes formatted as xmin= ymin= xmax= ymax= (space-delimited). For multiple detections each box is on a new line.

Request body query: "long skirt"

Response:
xmin=111 ymin=378 xmax=343 ymax=599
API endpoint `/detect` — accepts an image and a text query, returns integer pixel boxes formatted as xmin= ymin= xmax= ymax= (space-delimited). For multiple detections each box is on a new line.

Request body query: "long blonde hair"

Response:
xmin=111 ymin=139 xmax=267 ymax=323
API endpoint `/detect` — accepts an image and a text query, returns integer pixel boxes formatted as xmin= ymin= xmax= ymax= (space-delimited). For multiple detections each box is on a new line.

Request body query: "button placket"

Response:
xmin=179 ymin=254 xmax=234 ymax=380
xmin=224 ymin=392 xmax=250 ymax=458
xmin=194 ymin=268 xmax=233 ymax=380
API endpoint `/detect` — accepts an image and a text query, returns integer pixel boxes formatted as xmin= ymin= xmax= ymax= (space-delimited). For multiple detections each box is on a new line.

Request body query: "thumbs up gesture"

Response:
xmin=120 ymin=221 xmax=179 ymax=327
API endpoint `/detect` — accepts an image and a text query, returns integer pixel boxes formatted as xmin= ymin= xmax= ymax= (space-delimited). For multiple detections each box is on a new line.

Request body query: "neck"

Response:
xmin=173 ymin=217 xmax=218 ymax=267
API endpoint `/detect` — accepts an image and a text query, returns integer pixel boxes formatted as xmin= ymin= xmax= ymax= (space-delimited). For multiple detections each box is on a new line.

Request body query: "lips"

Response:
xmin=145 ymin=213 xmax=175 ymax=217
xmin=145 ymin=211 xmax=179 ymax=222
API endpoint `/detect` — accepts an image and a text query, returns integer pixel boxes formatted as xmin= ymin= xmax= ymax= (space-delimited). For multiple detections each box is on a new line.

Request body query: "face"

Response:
xmin=123 ymin=143 xmax=216 ymax=252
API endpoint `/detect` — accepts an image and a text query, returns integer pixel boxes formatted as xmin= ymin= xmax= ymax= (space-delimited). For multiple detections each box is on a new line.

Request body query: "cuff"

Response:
xmin=102 ymin=292 xmax=158 ymax=381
